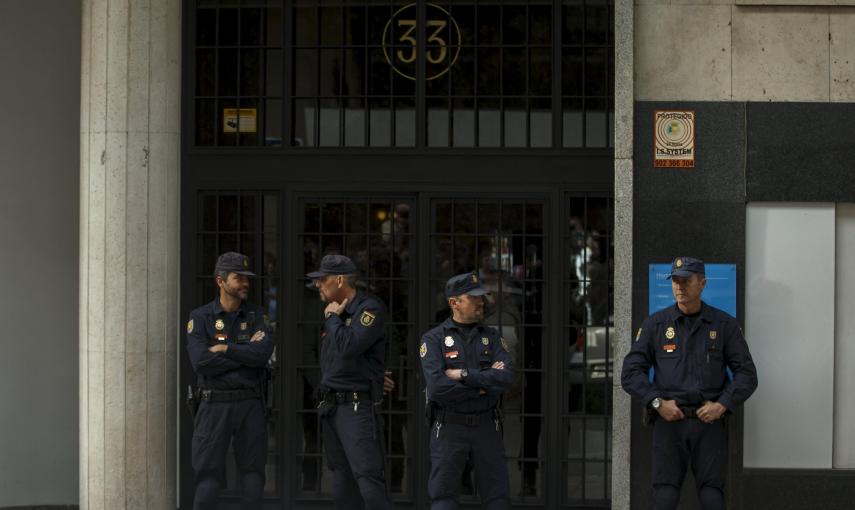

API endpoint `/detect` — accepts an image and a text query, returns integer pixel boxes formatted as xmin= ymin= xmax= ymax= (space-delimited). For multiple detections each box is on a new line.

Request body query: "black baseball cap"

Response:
xmin=306 ymin=254 xmax=358 ymax=279
xmin=666 ymin=257 xmax=705 ymax=279
xmin=215 ymin=251 xmax=256 ymax=276
xmin=445 ymin=271 xmax=489 ymax=298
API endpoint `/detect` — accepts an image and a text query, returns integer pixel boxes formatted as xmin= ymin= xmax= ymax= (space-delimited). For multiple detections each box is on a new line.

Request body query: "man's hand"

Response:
xmin=250 ymin=330 xmax=266 ymax=342
xmin=697 ymin=401 xmax=727 ymax=423
xmin=208 ymin=344 xmax=228 ymax=353
xmin=491 ymin=361 xmax=505 ymax=370
xmin=383 ymin=374 xmax=396 ymax=394
xmin=657 ymin=399 xmax=685 ymax=422
xmin=324 ymin=298 xmax=349 ymax=318
xmin=444 ymin=368 xmax=463 ymax=381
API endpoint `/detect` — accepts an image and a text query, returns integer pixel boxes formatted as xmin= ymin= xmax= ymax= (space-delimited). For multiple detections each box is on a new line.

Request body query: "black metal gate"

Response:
xmin=179 ymin=183 xmax=614 ymax=509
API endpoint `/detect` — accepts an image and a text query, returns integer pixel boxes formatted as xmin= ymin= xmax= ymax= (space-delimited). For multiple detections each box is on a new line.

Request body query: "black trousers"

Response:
xmin=428 ymin=418 xmax=510 ymax=510
xmin=191 ymin=398 xmax=267 ymax=510
xmin=321 ymin=403 xmax=392 ymax=510
xmin=652 ymin=418 xmax=727 ymax=510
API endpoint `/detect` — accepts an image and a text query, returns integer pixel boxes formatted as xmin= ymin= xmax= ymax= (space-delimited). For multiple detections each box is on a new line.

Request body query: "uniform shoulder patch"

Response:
xmin=635 ymin=328 xmax=642 ymax=342
xmin=360 ymin=310 xmax=376 ymax=327
xmin=187 ymin=319 xmax=194 ymax=334
xmin=500 ymin=337 xmax=510 ymax=352
xmin=420 ymin=342 xmax=427 ymax=358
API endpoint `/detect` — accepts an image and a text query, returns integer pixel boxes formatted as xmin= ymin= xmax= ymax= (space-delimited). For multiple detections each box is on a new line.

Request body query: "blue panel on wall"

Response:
xmin=648 ymin=263 xmax=737 ymax=317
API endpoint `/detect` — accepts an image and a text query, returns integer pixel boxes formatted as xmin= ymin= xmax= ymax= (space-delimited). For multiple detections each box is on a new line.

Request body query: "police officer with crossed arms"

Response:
xmin=621 ymin=257 xmax=758 ymax=510
xmin=185 ymin=252 xmax=274 ymax=509
xmin=419 ymin=271 xmax=514 ymax=509
xmin=309 ymin=254 xmax=393 ymax=510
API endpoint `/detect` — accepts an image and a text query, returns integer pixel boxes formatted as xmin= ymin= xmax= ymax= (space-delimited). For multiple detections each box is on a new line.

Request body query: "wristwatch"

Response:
xmin=325 ymin=311 xmax=335 ymax=319
xmin=460 ymin=368 xmax=469 ymax=382
xmin=651 ymin=397 xmax=662 ymax=410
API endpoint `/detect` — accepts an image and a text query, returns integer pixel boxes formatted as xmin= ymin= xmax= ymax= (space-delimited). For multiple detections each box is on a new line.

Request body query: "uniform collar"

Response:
xmin=344 ymin=288 xmax=363 ymax=315
xmin=441 ymin=317 xmax=483 ymax=334
xmin=212 ymin=297 xmax=247 ymax=316
xmin=666 ymin=302 xmax=713 ymax=323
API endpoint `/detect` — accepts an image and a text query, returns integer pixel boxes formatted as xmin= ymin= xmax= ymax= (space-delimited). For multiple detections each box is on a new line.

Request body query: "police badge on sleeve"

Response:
xmin=360 ymin=310 xmax=376 ymax=326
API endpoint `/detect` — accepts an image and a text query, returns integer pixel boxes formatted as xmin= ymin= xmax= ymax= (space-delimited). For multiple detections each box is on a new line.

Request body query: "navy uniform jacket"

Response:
xmin=186 ymin=298 xmax=274 ymax=390
xmin=320 ymin=289 xmax=387 ymax=393
xmin=621 ymin=302 xmax=758 ymax=410
xmin=420 ymin=318 xmax=515 ymax=414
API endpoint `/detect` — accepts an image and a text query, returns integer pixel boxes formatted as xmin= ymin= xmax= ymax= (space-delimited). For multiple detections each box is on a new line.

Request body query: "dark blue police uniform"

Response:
xmin=310 ymin=255 xmax=392 ymax=510
xmin=621 ymin=258 xmax=758 ymax=510
xmin=419 ymin=272 xmax=514 ymax=510
xmin=185 ymin=253 xmax=274 ymax=510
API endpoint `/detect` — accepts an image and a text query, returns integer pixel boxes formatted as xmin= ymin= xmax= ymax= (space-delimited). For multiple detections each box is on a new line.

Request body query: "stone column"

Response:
xmin=79 ymin=0 xmax=180 ymax=508
xmin=612 ymin=0 xmax=634 ymax=507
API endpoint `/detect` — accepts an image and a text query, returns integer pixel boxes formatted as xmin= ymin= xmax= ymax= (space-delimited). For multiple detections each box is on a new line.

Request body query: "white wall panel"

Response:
xmin=834 ymin=204 xmax=855 ymax=468
xmin=744 ymin=203 xmax=835 ymax=468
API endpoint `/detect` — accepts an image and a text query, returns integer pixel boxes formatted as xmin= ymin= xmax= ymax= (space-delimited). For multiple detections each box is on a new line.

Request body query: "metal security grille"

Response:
xmin=291 ymin=0 xmax=417 ymax=147
xmin=427 ymin=198 xmax=548 ymax=503
xmin=189 ymin=0 xmax=614 ymax=149
xmin=183 ymin=189 xmax=614 ymax=508
xmin=295 ymin=198 xmax=418 ymax=503
xmin=193 ymin=190 xmax=283 ymax=498
xmin=193 ymin=1 xmax=284 ymax=146
xmin=562 ymin=193 xmax=614 ymax=505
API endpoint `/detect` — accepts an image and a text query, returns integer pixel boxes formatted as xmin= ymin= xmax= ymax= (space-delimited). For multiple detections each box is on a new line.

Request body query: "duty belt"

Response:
xmin=441 ymin=408 xmax=496 ymax=427
xmin=679 ymin=405 xmax=701 ymax=418
xmin=317 ymin=389 xmax=373 ymax=405
xmin=200 ymin=387 xmax=261 ymax=402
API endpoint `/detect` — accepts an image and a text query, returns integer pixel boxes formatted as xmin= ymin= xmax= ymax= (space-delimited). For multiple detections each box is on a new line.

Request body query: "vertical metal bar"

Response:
xmin=314 ymin=5 xmax=321 ymax=146
xmin=283 ymin=0 xmax=293 ymax=147
xmin=415 ymin=192 xmax=431 ymax=507
xmin=446 ymin=4 xmax=453 ymax=147
xmin=416 ymin=1 xmax=426 ymax=148
xmin=498 ymin=6 xmax=504 ymax=147
xmin=388 ymin=3 xmax=396 ymax=147
xmin=473 ymin=2 xmax=480 ymax=147
xmin=525 ymin=6 xmax=531 ymax=147
xmin=283 ymin=188 xmax=296 ymax=506
xmin=553 ymin=0 xmax=562 ymax=148
xmin=547 ymin=189 xmax=562 ymax=508
xmin=581 ymin=0 xmax=587 ymax=147
xmin=364 ymin=5 xmax=370 ymax=147
xmin=214 ymin=7 xmax=220 ymax=146
xmin=339 ymin=5 xmax=345 ymax=147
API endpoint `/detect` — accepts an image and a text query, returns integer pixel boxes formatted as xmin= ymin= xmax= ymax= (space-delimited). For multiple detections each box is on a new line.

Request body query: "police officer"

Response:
xmin=419 ymin=271 xmax=514 ymax=509
xmin=621 ymin=257 xmax=758 ymax=510
xmin=185 ymin=252 xmax=274 ymax=509
xmin=308 ymin=254 xmax=392 ymax=510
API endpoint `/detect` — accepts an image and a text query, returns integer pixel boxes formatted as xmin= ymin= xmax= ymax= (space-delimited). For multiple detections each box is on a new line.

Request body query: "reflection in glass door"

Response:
xmin=294 ymin=198 xmax=418 ymax=504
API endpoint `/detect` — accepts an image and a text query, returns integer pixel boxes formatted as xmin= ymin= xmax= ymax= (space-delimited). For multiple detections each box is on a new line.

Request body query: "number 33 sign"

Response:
xmin=382 ymin=3 xmax=462 ymax=81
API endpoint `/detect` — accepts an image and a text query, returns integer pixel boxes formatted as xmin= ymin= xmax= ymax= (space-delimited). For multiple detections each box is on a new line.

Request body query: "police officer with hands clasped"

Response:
xmin=419 ymin=271 xmax=514 ymax=510
xmin=621 ymin=257 xmax=758 ymax=510
xmin=309 ymin=254 xmax=393 ymax=510
xmin=185 ymin=252 xmax=275 ymax=509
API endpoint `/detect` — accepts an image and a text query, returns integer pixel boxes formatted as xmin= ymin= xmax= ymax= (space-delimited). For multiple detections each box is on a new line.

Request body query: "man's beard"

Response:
xmin=225 ymin=284 xmax=248 ymax=300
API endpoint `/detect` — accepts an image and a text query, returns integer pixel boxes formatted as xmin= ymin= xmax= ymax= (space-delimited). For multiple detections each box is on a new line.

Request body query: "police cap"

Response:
xmin=306 ymin=254 xmax=358 ymax=279
xmin=445 ymin=271 xmax=489 ymax=299
xmin=215 ymin=251 xmax=256 ymax=276
xmin=666 ymin=257 xmax=705 ymax=279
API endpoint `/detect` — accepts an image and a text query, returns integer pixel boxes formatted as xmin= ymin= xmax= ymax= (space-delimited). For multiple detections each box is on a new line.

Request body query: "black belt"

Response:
xmin=679 ymin=405 xmax=700 ymax=418
xmin=200 ymin=387 xmax=261 ymax=402
xmin=318 ymin=389 xmax=373 ymax=405
xmin=440 ymin=409 xmax=496 ymax=427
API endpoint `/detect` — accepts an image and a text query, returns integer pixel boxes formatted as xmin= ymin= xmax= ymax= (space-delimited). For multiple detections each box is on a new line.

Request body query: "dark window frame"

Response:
xmin=185 ymin=0 xmax=614 ymax=151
